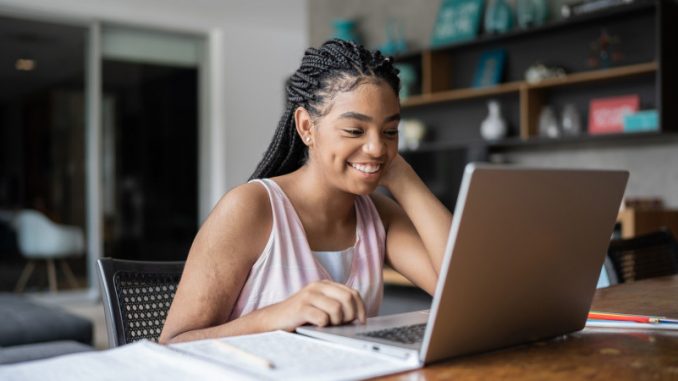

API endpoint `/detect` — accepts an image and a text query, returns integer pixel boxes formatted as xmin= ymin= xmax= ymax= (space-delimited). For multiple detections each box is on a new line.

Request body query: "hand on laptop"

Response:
xmin=266 ymin=280 xmax=367 ymax=331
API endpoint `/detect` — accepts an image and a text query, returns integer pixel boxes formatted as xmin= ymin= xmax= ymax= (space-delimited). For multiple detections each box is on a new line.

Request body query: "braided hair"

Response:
xmin=249 ymin=39 xmax=400 ymax=180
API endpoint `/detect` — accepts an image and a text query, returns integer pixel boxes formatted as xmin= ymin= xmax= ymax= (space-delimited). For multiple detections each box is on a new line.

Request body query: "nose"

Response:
xmin=362 ymin=131 xmax=387 ymax=157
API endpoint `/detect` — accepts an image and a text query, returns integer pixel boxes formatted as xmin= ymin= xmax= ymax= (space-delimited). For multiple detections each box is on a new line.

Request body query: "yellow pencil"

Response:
xmin=212 ymin=340 xmax=276 ymax=370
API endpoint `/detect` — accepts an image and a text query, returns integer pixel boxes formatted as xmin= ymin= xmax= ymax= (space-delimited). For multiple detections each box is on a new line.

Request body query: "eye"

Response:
xmin=383 ymin=128 xmax=399 ymax=138
xmin=343 ymin=128 xmax=364 ymax=137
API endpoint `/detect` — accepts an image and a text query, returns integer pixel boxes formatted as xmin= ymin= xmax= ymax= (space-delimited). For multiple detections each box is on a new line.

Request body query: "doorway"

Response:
xmin=101 ymin=60 xmax=198 ymax=261
xmin=101 ymin=27 xmax=203 ymax=261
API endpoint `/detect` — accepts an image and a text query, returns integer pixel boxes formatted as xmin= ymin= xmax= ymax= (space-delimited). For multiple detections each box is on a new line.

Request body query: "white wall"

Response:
xmin=0 ymin=0 xmax=309 ymax=213
xmin=220 ymin=22 xmax=307 ymax=191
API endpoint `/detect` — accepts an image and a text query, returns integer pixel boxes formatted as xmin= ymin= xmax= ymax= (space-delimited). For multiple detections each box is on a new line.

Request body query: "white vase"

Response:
xmin=480 ymin=100 xmax=507 ymax=141
xmin=538 ymin=106 xmax=560 ymax=138
xmin=561 ymin=104 xmax=582 ymax=136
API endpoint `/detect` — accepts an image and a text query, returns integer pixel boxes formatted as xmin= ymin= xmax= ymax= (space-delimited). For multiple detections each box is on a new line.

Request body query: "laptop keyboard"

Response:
xmin=358 ymin=323 xmax=426 ymax=345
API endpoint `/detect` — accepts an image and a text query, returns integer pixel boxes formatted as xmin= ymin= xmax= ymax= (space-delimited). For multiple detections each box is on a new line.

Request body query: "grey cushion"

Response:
xmin=0 ymin=294 xmax=92 ymax=346
xmin=0 ymin=340 xmax=93 ymax=365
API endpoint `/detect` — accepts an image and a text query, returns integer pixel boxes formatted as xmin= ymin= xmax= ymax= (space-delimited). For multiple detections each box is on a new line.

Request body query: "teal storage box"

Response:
xmin=624 ymin=110 xmax=658 ymax=132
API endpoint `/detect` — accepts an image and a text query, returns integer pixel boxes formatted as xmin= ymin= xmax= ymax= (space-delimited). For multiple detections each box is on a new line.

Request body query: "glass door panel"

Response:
xmin=101 ymin=27 xmax=201 ymax=261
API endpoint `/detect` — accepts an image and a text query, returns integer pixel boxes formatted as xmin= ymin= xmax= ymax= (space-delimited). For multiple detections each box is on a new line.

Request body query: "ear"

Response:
xmin=294 ymin=107 xmax=314 ymax=146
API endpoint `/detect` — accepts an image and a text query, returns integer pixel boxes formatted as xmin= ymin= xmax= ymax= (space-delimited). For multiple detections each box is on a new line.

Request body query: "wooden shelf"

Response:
xmin=526 ymin=62 xmax=657 ymax=90
xmin=399 ymin=131 xmax=678 ymax=155
xmin=401 ymin=62 xmax=657 ymax=109
xmin=402 ymin=82 xmax=522 ymax=107
xmin=489 ymin=131 xmax=676 ymax=151
xmin=401 ymin=140 xmax=476 ymax=153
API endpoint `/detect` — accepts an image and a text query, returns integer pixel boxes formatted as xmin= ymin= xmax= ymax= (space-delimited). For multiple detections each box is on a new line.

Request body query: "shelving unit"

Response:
xmin=404 ymin=62 xmax=657 ymax=107
xmin=397 ymin=0 xmax=675 ymax=137
xmin=391 ymin=0 xmax=677 ymax=213
xmin=520 ymin=61 xmax=657 ymax=138
xmin=403 ymin=61 xmax=658 ymax=139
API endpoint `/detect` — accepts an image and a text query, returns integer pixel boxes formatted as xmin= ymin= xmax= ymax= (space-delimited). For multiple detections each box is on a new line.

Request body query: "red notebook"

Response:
xmin=588 ymin=95 xmax=640 ymax=135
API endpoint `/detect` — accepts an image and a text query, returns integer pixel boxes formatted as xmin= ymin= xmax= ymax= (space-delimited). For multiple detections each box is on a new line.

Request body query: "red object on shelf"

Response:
xmin=588 ymin=95 xmax=640 ymax=135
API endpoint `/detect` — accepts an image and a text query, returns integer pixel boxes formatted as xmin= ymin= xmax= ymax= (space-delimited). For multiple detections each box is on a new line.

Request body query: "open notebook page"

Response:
xmin=174 ymin=330 xmax=419 ymax=381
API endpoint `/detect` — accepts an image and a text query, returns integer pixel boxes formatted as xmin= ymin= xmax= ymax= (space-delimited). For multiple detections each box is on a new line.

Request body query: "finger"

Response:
xmin=319 ymin=286 xmax=355 ymax=323
xmin=302 ymin=305 xmax=330 ymax=327
xmin=308 ymin=292 xmax=344 ymax=325
xmin=318 ymin=282 xmax=365 ymax=324
xmin=344 ymin=287 xmax=366 ymax=323
xmin=353 ymin=289 xmax=367 ymax=324
xmin=314 ymin=282 xmax=356 ymax=323
xmin=343 ymin=287 xmax=366 ymax=324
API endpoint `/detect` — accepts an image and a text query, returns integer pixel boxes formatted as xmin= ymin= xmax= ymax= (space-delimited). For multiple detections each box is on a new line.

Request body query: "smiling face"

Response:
xmin=301 ymin=80 xmax=400 ymax=195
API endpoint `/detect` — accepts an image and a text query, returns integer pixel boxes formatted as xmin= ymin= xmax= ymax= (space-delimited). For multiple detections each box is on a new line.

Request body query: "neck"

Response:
xmin=277 ymin=165 xmax=357 ymax=225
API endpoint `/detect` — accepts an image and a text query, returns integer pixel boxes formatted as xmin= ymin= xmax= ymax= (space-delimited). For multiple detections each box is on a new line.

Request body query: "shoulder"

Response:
xmin=204 ymin=181 xmax=272 ymax=258
xmin=213 ymin=181 xmax=271 ymax=223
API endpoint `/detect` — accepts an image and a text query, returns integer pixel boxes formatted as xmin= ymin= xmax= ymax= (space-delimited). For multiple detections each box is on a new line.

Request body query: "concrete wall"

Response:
xmin=308 ymin=0 xmax=678 ymax=207
xmin=493 ymin=142 xmax=678 ymax=207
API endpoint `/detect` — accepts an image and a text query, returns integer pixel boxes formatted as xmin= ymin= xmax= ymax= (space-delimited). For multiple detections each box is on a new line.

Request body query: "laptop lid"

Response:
xmin=420 ymin=163 xmax=628 ymax=363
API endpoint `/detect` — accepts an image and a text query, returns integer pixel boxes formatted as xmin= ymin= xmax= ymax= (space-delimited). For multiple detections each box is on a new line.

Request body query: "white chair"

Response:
xmin=596 ymin=256 xmax=619 ymax=289
xmin=13 ymin=209 xmax=84 ymax=292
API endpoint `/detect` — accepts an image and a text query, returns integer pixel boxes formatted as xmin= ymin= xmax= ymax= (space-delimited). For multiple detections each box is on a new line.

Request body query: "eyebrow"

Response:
xmin=338 ymin=112 xmax=401 ymax=123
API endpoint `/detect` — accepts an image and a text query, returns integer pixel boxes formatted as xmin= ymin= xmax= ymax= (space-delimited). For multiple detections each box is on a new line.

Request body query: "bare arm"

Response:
xmin=374 ymin=155 xmax=453 ymax=295
xmin=160 ymin=183 xmax=366 ymax=344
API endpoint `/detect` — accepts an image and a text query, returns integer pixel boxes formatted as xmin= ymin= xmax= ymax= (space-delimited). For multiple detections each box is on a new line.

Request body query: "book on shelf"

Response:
xmin=588 ymin=94 xmax=640 ymax=135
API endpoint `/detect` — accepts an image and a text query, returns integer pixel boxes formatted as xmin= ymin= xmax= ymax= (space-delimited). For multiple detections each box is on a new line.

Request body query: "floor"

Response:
xmin=28 ymin=284 xmax=432 ymax=351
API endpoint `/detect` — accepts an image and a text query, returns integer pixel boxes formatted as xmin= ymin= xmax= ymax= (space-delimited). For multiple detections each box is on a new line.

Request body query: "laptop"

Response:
xmin=297 ymin=163 xmax=628 ymax=365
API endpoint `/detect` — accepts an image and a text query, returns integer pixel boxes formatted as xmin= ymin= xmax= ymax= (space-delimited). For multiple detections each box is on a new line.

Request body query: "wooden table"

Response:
xmin=378 ymin=275 xmax=678 ymax=380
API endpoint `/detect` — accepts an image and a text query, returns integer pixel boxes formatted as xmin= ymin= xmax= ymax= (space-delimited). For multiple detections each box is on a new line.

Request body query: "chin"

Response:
xmin=347 ymin=180 xmax=380 ymax=196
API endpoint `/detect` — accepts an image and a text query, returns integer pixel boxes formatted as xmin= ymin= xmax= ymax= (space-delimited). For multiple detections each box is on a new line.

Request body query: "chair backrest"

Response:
xmin=97 ymin=258 xmax=184 ymax=347
xmin=14 ymin=210 xmax=56 ymax=254
xmin=14 ymin=209 xmax=84 ymax=257
xmin=607 ymin=229 xmax=678 ymax=283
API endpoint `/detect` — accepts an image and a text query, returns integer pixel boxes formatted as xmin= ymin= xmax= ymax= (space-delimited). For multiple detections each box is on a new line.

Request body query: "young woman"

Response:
xmin=160 ymin=39 xmax=452 ymax=344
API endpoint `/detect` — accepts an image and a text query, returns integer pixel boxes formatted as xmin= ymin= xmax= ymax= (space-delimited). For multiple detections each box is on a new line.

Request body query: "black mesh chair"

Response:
xmin=607 ymin=228 xmax=678 ymax=283
xmin=97 ymin=258 xmax=184 ymax=347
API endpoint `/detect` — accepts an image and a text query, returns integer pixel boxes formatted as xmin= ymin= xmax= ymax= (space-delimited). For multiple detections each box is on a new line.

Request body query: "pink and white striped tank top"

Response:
xmin=228 ymin=179 xmax=385 ymax=320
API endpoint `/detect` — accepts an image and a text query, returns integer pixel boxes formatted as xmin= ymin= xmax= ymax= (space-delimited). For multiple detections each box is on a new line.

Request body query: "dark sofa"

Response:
xmin=0 ymin=293 xmax=94 ymax=364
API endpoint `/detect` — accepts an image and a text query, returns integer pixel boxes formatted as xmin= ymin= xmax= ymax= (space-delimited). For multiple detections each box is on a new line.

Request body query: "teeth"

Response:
xmin=350 ymin=163 xmax=381 ymax=174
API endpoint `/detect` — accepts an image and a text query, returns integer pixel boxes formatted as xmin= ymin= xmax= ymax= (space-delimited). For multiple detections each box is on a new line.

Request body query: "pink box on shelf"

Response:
xmin=588 ymin=95 xmax=640 ymax=135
